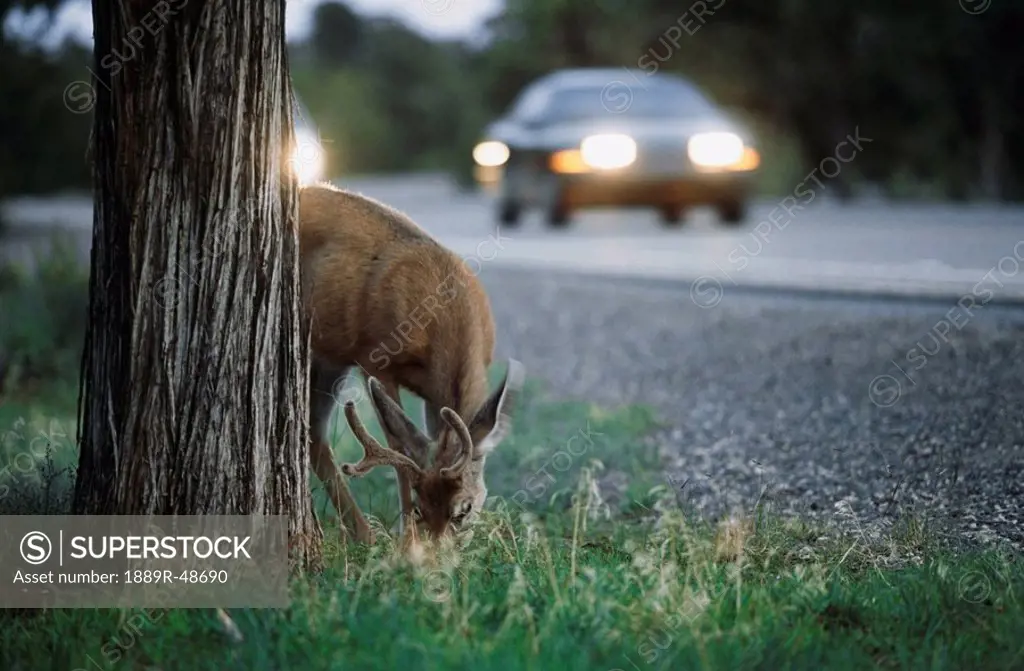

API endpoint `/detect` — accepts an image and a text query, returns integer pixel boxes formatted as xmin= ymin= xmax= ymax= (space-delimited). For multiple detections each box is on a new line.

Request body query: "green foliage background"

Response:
xmin=1 ymin=0 xmax=1023 ymax=200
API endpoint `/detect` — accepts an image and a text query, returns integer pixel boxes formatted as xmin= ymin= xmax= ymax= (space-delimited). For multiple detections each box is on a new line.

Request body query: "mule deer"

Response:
xmin=299 ymin=183 xmax=524 ymax=544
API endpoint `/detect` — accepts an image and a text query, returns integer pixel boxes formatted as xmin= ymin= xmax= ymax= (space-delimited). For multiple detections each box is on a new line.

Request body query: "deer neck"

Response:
xmin=432 ymin=355 xmax=489 ymax=422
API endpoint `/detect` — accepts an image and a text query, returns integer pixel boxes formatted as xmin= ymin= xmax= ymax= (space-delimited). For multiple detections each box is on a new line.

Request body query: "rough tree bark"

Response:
xmin=74 ymin=0 xmax=322 ymax=570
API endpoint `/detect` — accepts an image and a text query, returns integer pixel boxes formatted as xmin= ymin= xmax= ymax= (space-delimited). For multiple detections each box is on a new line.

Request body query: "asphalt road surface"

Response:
xmin=3 ymin=177 xmax=1023 ymax=550
xmin=6 ymin=177 xmax=1024 ymax=302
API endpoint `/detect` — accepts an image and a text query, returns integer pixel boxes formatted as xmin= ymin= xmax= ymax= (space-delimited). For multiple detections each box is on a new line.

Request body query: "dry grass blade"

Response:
xmin=215 ymin=608 xmax=244 ymax=644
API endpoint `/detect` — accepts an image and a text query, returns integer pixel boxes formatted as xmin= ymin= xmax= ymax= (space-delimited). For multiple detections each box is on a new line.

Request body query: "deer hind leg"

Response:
xmin=310 ymin=362 xmax=374 ymax=544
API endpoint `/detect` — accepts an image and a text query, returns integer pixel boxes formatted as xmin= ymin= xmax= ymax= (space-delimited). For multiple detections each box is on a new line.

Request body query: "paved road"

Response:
xmin=437 ymin=197 xmax=1024 ymax=302
xmin=4 ymin=176 xmax=1024 ymax=302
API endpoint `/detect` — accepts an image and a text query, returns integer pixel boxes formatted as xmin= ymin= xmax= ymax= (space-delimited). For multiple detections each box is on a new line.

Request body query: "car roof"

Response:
xmin=533 ymin=68 xmax=698 ymax=91
xmin=504 ymin=68 xmax=716 ymax=120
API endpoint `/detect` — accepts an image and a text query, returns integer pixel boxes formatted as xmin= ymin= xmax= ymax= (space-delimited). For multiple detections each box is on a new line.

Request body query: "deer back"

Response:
xmin=298 ymin=184 xmax=495 ymax=415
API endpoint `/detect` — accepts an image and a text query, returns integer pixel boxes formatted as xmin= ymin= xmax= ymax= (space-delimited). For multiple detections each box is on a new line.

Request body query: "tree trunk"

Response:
xmin=74 ymin=0 xmax=321 ymax=570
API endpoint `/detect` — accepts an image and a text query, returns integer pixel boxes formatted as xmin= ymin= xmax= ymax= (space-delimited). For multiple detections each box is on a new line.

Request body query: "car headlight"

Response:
xmin=289 ymin=129 xmax=326 ymax=186
xmin=580 ymin=133 xmax=636 ymax=170
xmin=687 ymin=132 xmax=746 ymax=169
xmin=473 ymin=140 xmax=510 ymax=167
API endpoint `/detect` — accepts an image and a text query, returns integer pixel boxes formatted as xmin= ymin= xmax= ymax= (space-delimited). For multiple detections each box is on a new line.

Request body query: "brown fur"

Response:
xmin=298 ymin=184 xmax=522 ymax=545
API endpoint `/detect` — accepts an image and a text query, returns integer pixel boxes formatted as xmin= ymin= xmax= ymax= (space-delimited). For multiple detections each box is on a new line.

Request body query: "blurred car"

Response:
xmin=288 ymin=95 xmax=328 ymax=186
xmin=472 ymin=68 xmax=760 ymax=228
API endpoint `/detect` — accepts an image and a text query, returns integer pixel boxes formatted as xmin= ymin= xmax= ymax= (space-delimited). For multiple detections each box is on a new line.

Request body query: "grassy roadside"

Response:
xmin=1 ymin=247 xmax=1022 ymax=670
xmin=1 ymin=374 xmax=1022 ymax=671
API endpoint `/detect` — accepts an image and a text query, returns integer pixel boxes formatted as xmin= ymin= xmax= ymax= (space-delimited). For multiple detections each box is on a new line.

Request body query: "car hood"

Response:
xmin=485 ymin=114 xmax=752 ymax=150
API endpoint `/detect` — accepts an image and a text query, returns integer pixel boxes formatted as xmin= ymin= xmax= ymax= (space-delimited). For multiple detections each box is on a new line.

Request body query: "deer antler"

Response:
xmin=341 ymin=402 xmax=425 ymax=478
xmin=438 ymin=407 xmax=474 ymax=477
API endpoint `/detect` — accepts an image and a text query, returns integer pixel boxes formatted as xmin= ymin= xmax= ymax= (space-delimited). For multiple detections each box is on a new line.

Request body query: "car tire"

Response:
xmin=546 ymin=204 xmax=572 ymax=228
xmin=718 ymin=200 xmax=747 ymax=226
xmin=544 ymin=185 xmax=572 ymax=228
xmin=658 ymin=204 xmax=686 ymax=227
xmin=497 ymin=200 xmax=523 ymax=228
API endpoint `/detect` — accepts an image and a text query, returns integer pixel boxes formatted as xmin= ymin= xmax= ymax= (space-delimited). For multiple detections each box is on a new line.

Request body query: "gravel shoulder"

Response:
xmin=482 ymin=267 xmax=1024 ymax=552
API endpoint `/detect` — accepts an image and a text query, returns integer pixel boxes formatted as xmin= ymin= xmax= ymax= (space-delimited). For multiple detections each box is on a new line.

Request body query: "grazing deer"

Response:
xmin=299 ymin=183 xmax=524 ymax=545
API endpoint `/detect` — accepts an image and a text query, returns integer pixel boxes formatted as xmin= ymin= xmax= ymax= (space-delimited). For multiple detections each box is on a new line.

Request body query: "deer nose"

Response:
xmin=426 ymin=519 xmax=452 ymax=539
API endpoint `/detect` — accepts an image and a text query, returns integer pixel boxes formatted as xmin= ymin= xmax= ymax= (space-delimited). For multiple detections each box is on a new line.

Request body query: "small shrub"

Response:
xmin=0 ymin=236 xmax=88 ymax=394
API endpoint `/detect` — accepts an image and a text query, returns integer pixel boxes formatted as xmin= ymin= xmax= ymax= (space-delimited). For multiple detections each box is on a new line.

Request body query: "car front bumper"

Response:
xmin=554 ymin=172 xmax=753 ymax=208
xmin=479 ymin=146 xmax=758 ymax=208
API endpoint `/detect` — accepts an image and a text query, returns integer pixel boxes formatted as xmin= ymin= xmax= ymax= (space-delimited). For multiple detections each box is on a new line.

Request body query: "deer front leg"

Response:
xmin=422 ymin=401 xmax=443 ymax=442
xmin=375 ymin=378 xmax=417 ymax=535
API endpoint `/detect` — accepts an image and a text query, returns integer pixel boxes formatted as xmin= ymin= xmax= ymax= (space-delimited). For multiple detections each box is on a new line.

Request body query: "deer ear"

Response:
xmin=467 ymin=359 xmax=525 ymax=459
xmin=366 ymin=378 xmax=431 ymax=463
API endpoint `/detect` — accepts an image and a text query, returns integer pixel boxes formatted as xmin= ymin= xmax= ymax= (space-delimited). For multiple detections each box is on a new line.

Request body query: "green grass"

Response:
xmin=1 ymin=372 xmax=1022 ymax=671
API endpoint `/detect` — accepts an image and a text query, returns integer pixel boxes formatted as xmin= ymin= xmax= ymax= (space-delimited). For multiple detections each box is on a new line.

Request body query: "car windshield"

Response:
xmin=539 ymin=82 xmax=714 ymax=122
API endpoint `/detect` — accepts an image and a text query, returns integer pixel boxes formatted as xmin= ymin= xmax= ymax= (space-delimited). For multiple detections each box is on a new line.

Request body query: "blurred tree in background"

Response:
xmin=309 ymin=0 xmax=363 ymax=67
xmin=293 ymin=10 xmax=486 ymax=185
xmin=0 ymin=0 xmax=91 ymax=203
xmin=2 ymin=0 xmax=1023 ymax=201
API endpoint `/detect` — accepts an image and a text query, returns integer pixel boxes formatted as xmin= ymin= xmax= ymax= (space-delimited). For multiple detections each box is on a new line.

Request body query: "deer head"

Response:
xmin=341 ymin=359 xmax=524 ymax=540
